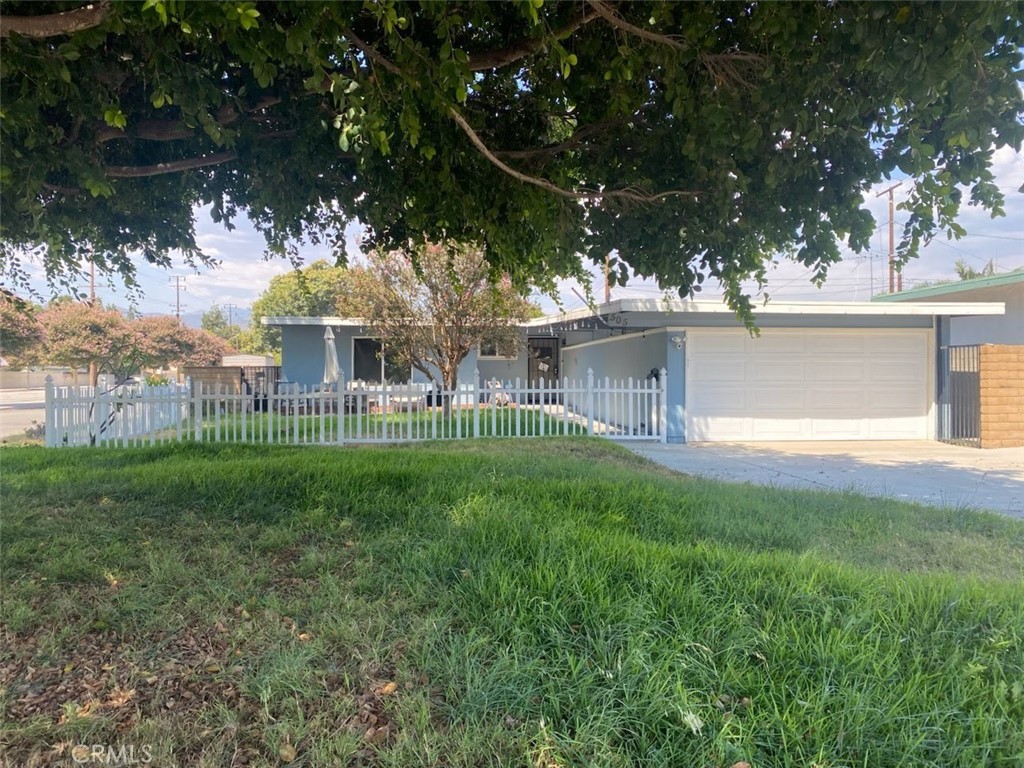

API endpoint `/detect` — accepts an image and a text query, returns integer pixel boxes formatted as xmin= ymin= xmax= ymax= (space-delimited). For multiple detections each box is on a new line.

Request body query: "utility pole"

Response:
xmin=875 ymin=182 xmax=902 ymax=293
xmin=603 ymin=253 xmax=612 ymax=304
xmin=224 ymin=303 xmax=238 ymax=328
xmin=169 ymin=276 xmax=186 ymax=322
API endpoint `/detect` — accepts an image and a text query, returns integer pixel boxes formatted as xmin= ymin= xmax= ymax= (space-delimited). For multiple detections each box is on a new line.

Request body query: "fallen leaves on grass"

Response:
xmin=0 ymin=626 xmax=235 ymax=728
xmin=278 ymin=742 xmax=297 ymax=763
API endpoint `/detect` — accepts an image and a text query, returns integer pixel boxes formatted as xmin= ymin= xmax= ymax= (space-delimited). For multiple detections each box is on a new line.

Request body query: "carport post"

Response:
xmin=664 ymin=333 xmax=686 ymax=443
xmin=659 ymin=368 xmax=668 ymax=444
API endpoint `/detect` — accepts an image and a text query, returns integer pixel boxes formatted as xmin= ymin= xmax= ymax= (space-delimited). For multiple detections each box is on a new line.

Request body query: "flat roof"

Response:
xmin=264 ymin=298 xmax=1005 ymax=328
xmin=523 ymin=298 xmax=1005 ymax=326
xmin=872 ymin=271 xmax=1024 ymax=302
xmin=263 ymin=317 xmax=367 ymax=326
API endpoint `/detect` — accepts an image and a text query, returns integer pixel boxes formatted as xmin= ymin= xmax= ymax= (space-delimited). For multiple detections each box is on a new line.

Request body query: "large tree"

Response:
xmin=246 ymin=260 xmax=350 ymax=353
xmin=347 ymin=241 xmax=535 ymax=396
xmin=1 ymin=2 xmax=1021 ymax=315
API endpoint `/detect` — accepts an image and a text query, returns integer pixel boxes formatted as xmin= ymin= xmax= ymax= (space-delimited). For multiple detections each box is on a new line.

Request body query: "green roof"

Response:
xmin=872 ymin=271 xmax=1024 ymax=302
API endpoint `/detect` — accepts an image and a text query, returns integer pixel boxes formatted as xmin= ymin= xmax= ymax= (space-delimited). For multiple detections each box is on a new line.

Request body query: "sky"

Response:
xmin=23 ymin=145 xmax=1024 ymax=325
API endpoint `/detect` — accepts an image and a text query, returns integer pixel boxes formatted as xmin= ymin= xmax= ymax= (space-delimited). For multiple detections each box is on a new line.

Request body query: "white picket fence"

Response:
xmin=44 ymin=380 xmax=190 ymax=447
xmin=44 ymin=369 xmax=667 ymax=447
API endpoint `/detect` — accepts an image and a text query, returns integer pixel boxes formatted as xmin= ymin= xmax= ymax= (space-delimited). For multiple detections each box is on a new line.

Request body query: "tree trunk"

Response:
xmin=442 ymin=368 xmax=459 ymax=419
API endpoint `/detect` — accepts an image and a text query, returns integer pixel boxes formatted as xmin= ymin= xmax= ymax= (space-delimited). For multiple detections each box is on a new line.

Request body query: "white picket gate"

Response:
xmin=44 ymin=369 xmax=667 ymax=448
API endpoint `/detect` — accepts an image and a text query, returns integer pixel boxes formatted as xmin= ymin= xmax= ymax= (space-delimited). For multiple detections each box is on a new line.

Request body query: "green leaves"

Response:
xmin=102 ymin=108 xmax=127 ymax=130
xmin=223 ymin=3 xmax=261 ymax=30
xmin=1 ymin=1 xmax=1022 ymax=313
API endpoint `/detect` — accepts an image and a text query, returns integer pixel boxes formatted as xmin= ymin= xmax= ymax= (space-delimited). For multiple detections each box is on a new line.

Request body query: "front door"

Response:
xmin=527 ymin=337 xmax=560 ymax=403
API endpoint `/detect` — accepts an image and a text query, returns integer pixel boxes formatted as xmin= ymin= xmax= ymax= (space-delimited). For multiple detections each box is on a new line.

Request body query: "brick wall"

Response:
xmin=979 ymin=345 xmax=1024 ymax=449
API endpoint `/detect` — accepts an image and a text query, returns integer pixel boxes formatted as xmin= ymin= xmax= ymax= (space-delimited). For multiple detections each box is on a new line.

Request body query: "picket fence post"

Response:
xmin=336 ymin=372 xmax=345 ymax=446
xmin=91 ymin=382 xmax=104 ymax=447
xmin=586 ymin=368 xmax=595 ymax=436
xmin=473 ymin=369 xmax=480 ymax=438
xmin=44 ymin=375 xmax=57 ymax=447
xmin=193 ymin=380 xmax=202 ymax=442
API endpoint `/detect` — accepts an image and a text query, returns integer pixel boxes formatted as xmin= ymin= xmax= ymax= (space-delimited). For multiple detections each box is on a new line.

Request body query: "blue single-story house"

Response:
xmin=264 ymin=298 xmax=1003 ymax=442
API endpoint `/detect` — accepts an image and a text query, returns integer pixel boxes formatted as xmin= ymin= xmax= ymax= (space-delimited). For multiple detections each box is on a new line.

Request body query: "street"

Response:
xmin=0 ymin=389 xmax=46 ymax=440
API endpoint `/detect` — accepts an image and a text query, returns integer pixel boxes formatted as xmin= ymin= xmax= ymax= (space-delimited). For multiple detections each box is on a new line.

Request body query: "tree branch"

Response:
xmin=494 ymin=117 xmax=628 ymax=160
xmin=449 ymin=108 xmax=697 ymax=204
xmin=104 ymin=151 xmax=238 ymax=179
xmin=0 ymin=1 xmax=110 ymax=38
xmin=586 ymin=0 xmax=688 ymax=50
xmin=343 ymin=27 xmax=403 ymax=76
xmin=468 ymin=6 xmax=600 ymax=71
xmin=96 ymin=97 xmax=283 ymax=143
xmin=97 ymin=120 xmax=197 ymax=143
xmin=587 ymin=1 xmax=765 ymax=87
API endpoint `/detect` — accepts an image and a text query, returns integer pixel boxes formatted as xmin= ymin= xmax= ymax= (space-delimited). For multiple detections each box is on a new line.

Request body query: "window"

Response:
xmin=478 ymin=337 xmax=519 ymax=360
xmin=352 ymin=338 xmax=410 ymax=383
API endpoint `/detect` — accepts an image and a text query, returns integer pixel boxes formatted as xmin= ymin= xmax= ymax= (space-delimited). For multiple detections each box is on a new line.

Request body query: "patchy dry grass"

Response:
xmin=2 ymin=440 xmax=1023 ymax=767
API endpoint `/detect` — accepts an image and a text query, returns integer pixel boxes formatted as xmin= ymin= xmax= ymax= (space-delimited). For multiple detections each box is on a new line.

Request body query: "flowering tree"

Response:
xmin=39 ymin=306 xmax=235 ymax=384
xmin=0 ymin=292 xmax=44 ymax=367
xmin=179 ymin=325 xmax=235 ymax=367
xmin=40 ymin=302 xmax=141 ymax=384
xmin=135 ymin=315 xmax=234 ymax=370
xmin=347 ymin=242 xmax=536 ymax=398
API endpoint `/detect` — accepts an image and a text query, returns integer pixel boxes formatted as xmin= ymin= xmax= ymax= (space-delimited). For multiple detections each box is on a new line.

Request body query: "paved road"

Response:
xmin=0 ymin=389 xmax=45 ymax=440
xmin=629 ymin=441 xmax=1024 ymax=519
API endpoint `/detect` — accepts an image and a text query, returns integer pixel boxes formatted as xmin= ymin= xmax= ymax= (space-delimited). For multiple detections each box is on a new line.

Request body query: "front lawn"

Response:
xmin=2 ymin=440 xmax=1022 ymax=767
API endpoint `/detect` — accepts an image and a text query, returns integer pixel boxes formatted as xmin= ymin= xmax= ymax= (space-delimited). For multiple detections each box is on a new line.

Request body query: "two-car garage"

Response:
xmin=684 ymin=329 xmax=931 ymax=441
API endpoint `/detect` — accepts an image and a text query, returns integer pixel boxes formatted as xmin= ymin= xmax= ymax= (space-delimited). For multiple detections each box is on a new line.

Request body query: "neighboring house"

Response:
xmin=872 ymin=271 xmax=1024 ymax=345
xmin=222 ymin=354 xmax=276 ymax=367
xmin=264 ymin=297 xmax=1004 ymax=443
xmin=873 ymin=272 xmax=1024 ymax=449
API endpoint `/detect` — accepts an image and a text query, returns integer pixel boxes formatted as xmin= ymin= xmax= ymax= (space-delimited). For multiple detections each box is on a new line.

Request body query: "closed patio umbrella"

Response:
xmin=323 ymin=326 xmax=340 ymax=386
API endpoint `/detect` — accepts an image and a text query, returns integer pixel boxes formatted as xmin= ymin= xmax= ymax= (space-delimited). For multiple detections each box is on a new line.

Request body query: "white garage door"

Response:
xmin=685 ymin=329 xmax=930 ymax=441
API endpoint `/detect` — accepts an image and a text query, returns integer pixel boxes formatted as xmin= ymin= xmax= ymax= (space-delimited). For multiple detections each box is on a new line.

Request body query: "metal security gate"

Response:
xmin=937 ymin=345 xmax=980 ymax=446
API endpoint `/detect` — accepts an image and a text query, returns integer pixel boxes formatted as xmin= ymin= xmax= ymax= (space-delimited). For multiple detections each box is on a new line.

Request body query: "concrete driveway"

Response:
xmin=629 ymin=441 xmax=1024 ymax=519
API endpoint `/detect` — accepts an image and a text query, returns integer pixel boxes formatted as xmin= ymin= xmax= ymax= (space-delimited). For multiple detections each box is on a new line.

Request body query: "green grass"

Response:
xmin=194 ymin=407 xmax=589 ymax=444
xmin=92 ymin=408 xmax=590 ymax=448
xmin=2 ymin=440 xmax=1023 ymax=767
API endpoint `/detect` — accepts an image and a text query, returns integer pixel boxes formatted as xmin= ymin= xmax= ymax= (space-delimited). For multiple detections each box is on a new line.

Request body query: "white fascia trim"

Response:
xmin=265 ymin=299 xmax=1005 ymax=329
xmin=262 ymin=317 xmax=367 ymax=327
xmin=527 ymin=299 xmax=1004 ymax=325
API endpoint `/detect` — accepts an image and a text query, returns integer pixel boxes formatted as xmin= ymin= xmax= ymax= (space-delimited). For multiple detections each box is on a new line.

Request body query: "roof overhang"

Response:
xmin=872 ymin=271 xmax=1024 ymax=302
xmin=264 ymin=299 xmax=1004 ymax=329
xmin=263 ymin=316 xmax=367 ymax=326
xmin=524 ymin=298 xmax=1005 ymax=327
